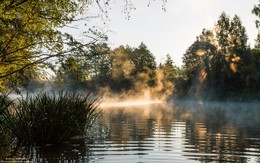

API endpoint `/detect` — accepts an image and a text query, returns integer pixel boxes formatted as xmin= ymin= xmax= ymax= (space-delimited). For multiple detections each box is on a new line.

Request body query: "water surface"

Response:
xmin=2 ymin=101 xmax=260 ymax=162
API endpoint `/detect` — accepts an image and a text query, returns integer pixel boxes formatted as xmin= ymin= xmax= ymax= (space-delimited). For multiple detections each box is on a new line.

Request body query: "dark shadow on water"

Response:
xmin=1 ymin=134 xmax=107 ymax=162
xmin=2 ymin=139 xmax=90 ymax=162
xmin=1 ymin=122 xmax=110 ymax=162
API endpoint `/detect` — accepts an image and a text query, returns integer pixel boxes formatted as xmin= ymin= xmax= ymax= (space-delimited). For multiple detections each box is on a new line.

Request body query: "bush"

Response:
xmin=4 ymin=91 xmax=101 ymax=146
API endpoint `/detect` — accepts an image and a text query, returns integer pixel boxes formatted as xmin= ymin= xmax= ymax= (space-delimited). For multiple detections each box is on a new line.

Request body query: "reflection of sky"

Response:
xmin=88 ymin=103 xmax=260 ymax=162
xmin=6 ymin=103 xmax=259 ymax=162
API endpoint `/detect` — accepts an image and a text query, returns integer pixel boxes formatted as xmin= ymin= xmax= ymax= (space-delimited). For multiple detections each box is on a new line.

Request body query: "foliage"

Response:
xmin=108 ymin=45 xmax=134 ymax=91
xmin=59 ymin=57 xmax=88 ymax=89
xmin=3 ymin=91 xmax=101 ymax=146
xmin=130 ymin=42 xmax=157 ymax=73
xmin=54 ymin=43 xmax=112 ymax=90
xmin=109 ymin=43 xmax=157 ymax=91
xmin=0 ymin=0 xmax=80 ymax=85
xmin=252 ymin=1 xmax=260 ymax=49
xmin=181 ymin=12 xmax=258 ymax=100
xmin=55 ymin=42 xmax=158 ymax=92
xmin=88 ymin=43 xmax=112 ymax=83
xmin=0 ymin=0 xmax=166 ymax=92
xmin=252 ymin=1 xmax=260 ymax=28
xmin=159 ymin=54 xmax=178 ymax=82
xmin=1 ymin=0 xmax=258 ymax=101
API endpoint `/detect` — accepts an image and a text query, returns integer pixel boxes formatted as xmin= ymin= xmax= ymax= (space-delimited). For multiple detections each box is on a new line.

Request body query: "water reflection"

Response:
xmin=2 ymin=139 xmax=92 ymax=162
xmin=1 ymin=101 xmax=260 ymax=162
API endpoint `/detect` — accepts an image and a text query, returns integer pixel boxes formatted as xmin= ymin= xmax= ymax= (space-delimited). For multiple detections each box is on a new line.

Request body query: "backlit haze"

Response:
xmin=59 ymin=0 xmax=260 ymax=106
xmin=69 ymin=0 xmax=258 ymax=67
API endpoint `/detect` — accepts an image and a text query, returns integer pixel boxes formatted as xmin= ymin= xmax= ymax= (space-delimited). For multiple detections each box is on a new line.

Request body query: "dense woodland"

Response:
xmin=0 ymin=0 xmax=260 ymax=101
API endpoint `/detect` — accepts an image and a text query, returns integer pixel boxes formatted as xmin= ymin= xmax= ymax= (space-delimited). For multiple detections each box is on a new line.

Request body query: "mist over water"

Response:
xmin=98 ymin=70 xmax=173 ymax=102
xmin=3 ymin=53 xmax=260 ymax=162
xmin=4 ymin=101 xmax=259 ymax=162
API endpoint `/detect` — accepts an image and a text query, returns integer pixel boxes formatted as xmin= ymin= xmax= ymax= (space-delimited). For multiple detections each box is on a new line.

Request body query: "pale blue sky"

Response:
xmin=70 ymin=0 xmax=259 ymax=66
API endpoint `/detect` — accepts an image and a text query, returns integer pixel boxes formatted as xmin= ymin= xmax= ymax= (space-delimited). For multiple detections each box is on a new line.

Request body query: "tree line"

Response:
xmin=0 ymin=0 xmax=259 ymax=101
xmin=50 ymin=42 xmax=178 ymax=98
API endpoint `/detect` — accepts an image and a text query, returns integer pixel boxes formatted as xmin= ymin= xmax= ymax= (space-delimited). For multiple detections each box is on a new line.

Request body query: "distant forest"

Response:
xmin=0 ymin=1 xmax=259 ymax=101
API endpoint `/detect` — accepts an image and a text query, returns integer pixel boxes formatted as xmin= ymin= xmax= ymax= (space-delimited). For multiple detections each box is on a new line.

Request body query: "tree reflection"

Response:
xmin=174 ymin=101 xmax=260 ymax=162
xmin=101 ymin=104 xmax=173 ymax=143
xmin=1 ymin=139 xmax=93 ymax=162
xmin=2 ymin=102 xmax=260 ymax=162
xmin=100 ymin=101 xmax=260 ymax=162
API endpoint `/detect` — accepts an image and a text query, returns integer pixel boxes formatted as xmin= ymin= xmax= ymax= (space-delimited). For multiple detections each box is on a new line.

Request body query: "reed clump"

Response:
xmin=0 ymin=94 xmax=13 ymax=159
xmin=4 ymin=91 xmax=101 ymax=146
xmin=0 ymin=94 xmax=12 ymax=123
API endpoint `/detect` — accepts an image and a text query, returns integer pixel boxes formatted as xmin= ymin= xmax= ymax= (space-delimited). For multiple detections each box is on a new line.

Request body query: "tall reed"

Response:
xmin=0 ymin=94 xmax=13 ymax=119
xmin=0 ymin=94 xmax=13 ymax=158
xmin=4 ymin=91 xmax=101 ymax=146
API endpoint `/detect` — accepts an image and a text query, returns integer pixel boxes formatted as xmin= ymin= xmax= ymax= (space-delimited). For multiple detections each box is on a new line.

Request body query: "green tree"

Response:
xmin=129 ymin=42 xmax=156 ymax=73
xmin=182 ymin=39 xmax=218 ymax=97
xmin=216 ymin=13 xmax=250 ymax=92
xmin=58 ymin=57 xmax=86 ymax=89
xmin=215 ymin=13 xmax=249 ymax=68
xmin=230 ymin=15 xmax=248 ymax=50
xmin=252 ymin=1 xmax=260 ymax=49
xmin=252 ymin=1 xmax=260 ymax=28
xmin=250 ymin=49 xmax=260 ymax=88
xmin=198 ymin=28 xmax=215 ymax=44
xmin=0 ymin=0 xmax=91 ymax=91
xmin=251 ymin=1 xmax=260 ymax=97
xmin=88 ymin=43 xmax=112 ymax=85
xmin=215 ymin=12 xmax=230 ymax=54
xmin=109 ymin=45 xmax=134 ymax=91
xmin=180 ymin=12 xmax=254 ymax=99
xmin=130 ymin=42 xmax=157 ymax=86
xmin=0 ymin=0 xmax=165 ymax=91
xmin=95 ymin=43 xmax=158 ymax=92
xmin=55 ymin=43 xmax=112 ymax=90
xmin=159 ymin=54 xmax=178 ymax=82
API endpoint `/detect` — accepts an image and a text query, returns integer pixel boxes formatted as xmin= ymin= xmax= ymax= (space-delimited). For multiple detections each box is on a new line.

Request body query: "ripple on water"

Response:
xmin=2 ymin=103 xmax=260 ymax=163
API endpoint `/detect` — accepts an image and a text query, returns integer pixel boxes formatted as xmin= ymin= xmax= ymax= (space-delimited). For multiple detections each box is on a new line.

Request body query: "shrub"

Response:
xmin=4 ymin=91 xmax=101 ymax=146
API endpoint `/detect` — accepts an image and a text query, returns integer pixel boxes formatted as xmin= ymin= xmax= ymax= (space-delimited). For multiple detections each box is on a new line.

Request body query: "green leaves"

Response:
xmin=252 ymin=1 xmax=260 ymax=28
xmin=0 ymin=0 xmax=95 ymax=90
xmin=159 ymin=54 xmax=178 ymax=82
xmin=181 ymin=12 xmax=257 ymax=99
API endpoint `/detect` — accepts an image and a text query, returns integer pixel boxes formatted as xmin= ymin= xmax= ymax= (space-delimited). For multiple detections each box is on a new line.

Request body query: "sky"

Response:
xmin=70 ymin=0 xmax=259 ymax=67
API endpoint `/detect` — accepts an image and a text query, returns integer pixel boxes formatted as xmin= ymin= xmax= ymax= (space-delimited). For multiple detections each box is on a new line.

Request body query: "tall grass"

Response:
xmin=4 ymin=91 xmax=101 ymax=146
xmin=0 ymin=94 xmax=13 ymax=159
xmin=0 ymin=94 xmax=13 ymax=119
xmin=0 ymin=94 xmax=13 ymax=141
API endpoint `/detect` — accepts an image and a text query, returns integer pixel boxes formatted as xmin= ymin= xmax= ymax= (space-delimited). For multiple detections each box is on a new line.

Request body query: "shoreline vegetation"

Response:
xmin=0 ymin=1 xmax=260 ymax=160
xmin=0 ymin=91 xmax=101 ymax=149
xmin=0 ymin=1 xmax=259 ymax=105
